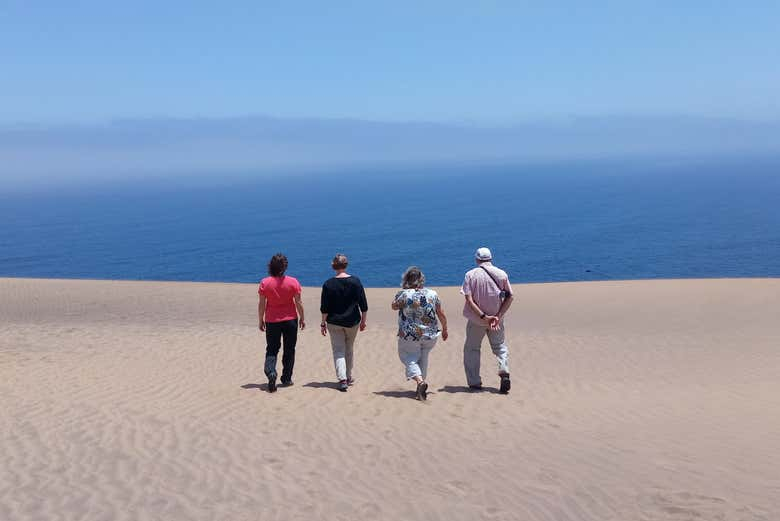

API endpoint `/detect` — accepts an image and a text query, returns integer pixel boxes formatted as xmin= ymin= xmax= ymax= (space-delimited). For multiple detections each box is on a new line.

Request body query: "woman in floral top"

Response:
xmin=391 ymin=266 xmax=448 ymax=400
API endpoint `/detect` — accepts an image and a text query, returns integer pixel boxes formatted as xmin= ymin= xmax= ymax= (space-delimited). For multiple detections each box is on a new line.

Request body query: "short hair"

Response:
xmin=332 ymin=253 xmax=348 ymax=270
xmin=268 ymin=253 xmax=288 ymax=277
xmin=401 ymin=266 xmax=425 ymax=289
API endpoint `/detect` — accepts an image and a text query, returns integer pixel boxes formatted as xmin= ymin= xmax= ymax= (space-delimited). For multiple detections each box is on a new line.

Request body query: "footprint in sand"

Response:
xmin=444 ymin=479 xmax=472 ymax=496
xmin=357 ymin=501 xmax=382 ymax=519
xmin=643 ymin=491 xmax=728 ymax=520
xmin=483 ymin=506 xmax=510 ymax=519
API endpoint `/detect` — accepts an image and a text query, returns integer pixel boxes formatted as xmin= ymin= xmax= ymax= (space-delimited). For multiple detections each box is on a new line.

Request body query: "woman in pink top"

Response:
xmin=258 ymin=253 xmax=305 ymax=392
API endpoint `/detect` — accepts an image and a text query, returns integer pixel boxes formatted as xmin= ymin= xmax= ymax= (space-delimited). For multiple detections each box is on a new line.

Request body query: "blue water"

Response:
xmin=1 ymin=158 xmax=779 ymax=286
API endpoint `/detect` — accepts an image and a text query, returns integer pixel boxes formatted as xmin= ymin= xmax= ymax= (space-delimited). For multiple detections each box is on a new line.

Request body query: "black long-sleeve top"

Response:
xmin=320 ymin=276 xmax=368 ymax=327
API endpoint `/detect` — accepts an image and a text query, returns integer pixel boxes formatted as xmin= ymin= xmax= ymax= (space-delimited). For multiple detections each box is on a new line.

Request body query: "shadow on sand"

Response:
xmin=437 ymin=385 xmax=501 ymax=394
xmin=241 ymin=383 xmax=268 ymax=391
xmin=302 ymin=381 xmax=343 ymax=391
xmin=372 ymin=390 xmax=422 ymax=400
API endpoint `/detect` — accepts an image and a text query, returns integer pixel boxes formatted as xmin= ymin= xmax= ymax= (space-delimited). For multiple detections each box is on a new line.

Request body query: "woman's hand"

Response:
xmin=359 ymin=320 xmax=367 ymax=332
xmin=259 ymin=321 xmax=266 ymax=332
xmin=441 ymin=328 xmax=448 ymax=341
xmin=320 ymin=323 xmax=327 ymax=336
xmin=299 ymin=319 xmax=306 ymax=330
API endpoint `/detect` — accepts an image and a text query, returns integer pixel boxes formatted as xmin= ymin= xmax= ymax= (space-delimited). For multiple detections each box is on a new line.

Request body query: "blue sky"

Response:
xmin=1 ymin=2 xmax=779 ymax=190
xmin=2 ymin=1 xmax=779 ymax=123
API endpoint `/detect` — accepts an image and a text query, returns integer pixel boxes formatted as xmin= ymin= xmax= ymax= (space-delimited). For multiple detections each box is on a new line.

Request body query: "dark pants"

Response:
xmin=264 ymin=319 xmax=298 ymax=382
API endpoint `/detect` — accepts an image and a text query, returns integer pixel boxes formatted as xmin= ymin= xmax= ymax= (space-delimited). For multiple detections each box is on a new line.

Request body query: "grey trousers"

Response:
xmin=327 ymin=324 xmax=359 ymax=381
xmin=463 ymin=319 xmax=510 ymax=387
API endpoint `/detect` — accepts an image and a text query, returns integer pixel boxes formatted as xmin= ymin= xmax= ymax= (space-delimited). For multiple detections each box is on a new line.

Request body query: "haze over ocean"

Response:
xmin=2 ymin=157 xmax=778 ymax=287
xmin=3 ymin=4 xmax=779 ymax=288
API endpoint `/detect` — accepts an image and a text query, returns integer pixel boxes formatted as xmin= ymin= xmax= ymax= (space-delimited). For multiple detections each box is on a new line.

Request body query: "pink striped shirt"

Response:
xmin=460 ymin=263 xmax=511 ymax=322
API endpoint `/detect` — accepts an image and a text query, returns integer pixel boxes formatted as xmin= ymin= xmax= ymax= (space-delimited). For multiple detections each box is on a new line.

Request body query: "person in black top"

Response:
xmin=320 ymin=253 xmax=368 ymax=391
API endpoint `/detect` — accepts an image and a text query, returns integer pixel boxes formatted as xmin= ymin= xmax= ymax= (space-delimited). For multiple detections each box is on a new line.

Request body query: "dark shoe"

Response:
xmin=416 ymin=381 xmax=429 ymax=401
xmin=468 ymin=384 xmax=483 ymax=391
xmin=339 ymin=380 xmax=348 ymax=392
xmin=499 ymin=374 xmax=511 ymax=394
xmin=280 ymin=380 xmax=293 ymax=387
xmin=268 ymin=375 xmax=277 ymax=393
xmin=347 ymin=377 xmax=356 ymax=386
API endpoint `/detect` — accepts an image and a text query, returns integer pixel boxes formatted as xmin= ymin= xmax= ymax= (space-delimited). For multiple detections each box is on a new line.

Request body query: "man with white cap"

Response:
xmin=460 ymin=247 xmax=514 ymax=394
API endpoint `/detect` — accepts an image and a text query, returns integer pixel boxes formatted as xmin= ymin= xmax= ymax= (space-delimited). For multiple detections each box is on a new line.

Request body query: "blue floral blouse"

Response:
xmin=394 ymin=287 xmax=441 ymax=341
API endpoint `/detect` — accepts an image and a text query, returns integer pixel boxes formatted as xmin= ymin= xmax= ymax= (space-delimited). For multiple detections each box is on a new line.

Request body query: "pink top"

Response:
xmin=259 ymin=275 xmax=302 ymax=323
xmin=460 ymin=263 xmax=512 ymax=323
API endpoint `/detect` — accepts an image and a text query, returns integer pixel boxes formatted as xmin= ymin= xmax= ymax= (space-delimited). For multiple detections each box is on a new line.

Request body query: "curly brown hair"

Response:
xmin=268 ymin=253 xmax=288 ymax=277
xmin=401 ymin=266 xmax=425 ymax=289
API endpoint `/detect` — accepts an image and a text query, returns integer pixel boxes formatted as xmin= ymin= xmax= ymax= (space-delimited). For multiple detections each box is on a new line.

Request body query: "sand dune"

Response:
xmin=1 ymin=277 xmax=779 ymax=521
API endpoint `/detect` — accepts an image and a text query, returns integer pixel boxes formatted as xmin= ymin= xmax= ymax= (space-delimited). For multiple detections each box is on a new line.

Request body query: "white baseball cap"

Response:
xmin=475 ymin=247 xmax=492 ymax=261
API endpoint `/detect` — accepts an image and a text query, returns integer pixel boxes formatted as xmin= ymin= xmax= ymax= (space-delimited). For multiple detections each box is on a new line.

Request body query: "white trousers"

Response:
xmin=397 ymin=336 xmax=437 ymax=380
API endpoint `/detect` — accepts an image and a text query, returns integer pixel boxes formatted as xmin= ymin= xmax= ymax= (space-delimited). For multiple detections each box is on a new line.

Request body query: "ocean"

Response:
xmin=1 ymin=158 xmax=779 ymax=287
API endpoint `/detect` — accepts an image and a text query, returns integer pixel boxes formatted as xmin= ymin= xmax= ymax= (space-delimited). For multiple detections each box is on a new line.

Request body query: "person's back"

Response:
xmin=396 ymin=287 xmax=440 ymax=341
xmin=460 ymin=247 xmax=513 ymax=394
xmin=319 ymin=253 xmax=368 ymax=392
xmin=461 ymin=264 xmax=510 ymax=322
xmin=257 ymin=254 xmax=305 ymax=392
xmin=391 ymin=267 xmax=448 ymax=401
xmin=260 ymin=275 xmax=302 ymax=323
xmin=321 ymin=276 xmax=367 ymax=327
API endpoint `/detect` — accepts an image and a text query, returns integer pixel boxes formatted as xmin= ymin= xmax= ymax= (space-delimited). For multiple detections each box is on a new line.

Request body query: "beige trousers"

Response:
xmin=327 ymin=324 xmax=359 ymax=381
xmin=464 ymin=320 xmax=510 ymax=387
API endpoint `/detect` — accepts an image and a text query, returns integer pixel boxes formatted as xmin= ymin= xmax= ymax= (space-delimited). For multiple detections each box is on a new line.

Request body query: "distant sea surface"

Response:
xmin=2 ymin=158 xmax=779 ymax=287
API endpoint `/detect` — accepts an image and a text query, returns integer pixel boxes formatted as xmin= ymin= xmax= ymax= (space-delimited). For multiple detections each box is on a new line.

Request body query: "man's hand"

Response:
xmin=299 ymin=319 xmax=306 ymax=330
xmin=442 ymin=329 xmax=449 ymax=341
xmin=488 ymin=316 xmax=500 ymax=330
xmin=320 ymin=323 xmax=327 ymax=336
xmin=359 ymin=320 xmax=367 ymax=332
xmin=259 ymin=321 xmax=266 ymax=332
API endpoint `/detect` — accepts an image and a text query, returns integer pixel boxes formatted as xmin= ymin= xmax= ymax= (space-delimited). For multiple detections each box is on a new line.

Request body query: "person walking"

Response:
xmin=461 ymin=247 xmax=514 ymax=394
xmin=320 ymin=253 xmax=368 ymax=392
xmin=258 ymin=253 xmax=305 ymax=393
xmin=391 ymin=266 xmax=448 ymax=401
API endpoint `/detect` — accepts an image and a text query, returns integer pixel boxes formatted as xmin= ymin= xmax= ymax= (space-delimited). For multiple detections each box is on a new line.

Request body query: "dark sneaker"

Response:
xmin=280 ymin=380 xmax=293 ymax=387
xmin=416 ymin=381 xmax=429 ymax=401
xmin=468 ymin=384 xmax=483 ymax=391
xmin=339 ymin=380 xmax=349 ymax=392
xmin=268 ymin=375 xmax=277 ymax=393
xmin=499 ymin=374 xmax=511 ymax=394
xmin=347 ymin=378 xmax=356 ymax=386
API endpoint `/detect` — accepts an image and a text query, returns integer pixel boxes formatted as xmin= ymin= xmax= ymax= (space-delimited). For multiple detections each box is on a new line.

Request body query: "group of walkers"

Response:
xmin=257 ymin=248 xmax=514 ymax=400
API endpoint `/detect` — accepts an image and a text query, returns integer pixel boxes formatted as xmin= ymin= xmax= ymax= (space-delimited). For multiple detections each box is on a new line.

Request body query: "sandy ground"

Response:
xmin=1 ymin=277 xmax=779 ymax=521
